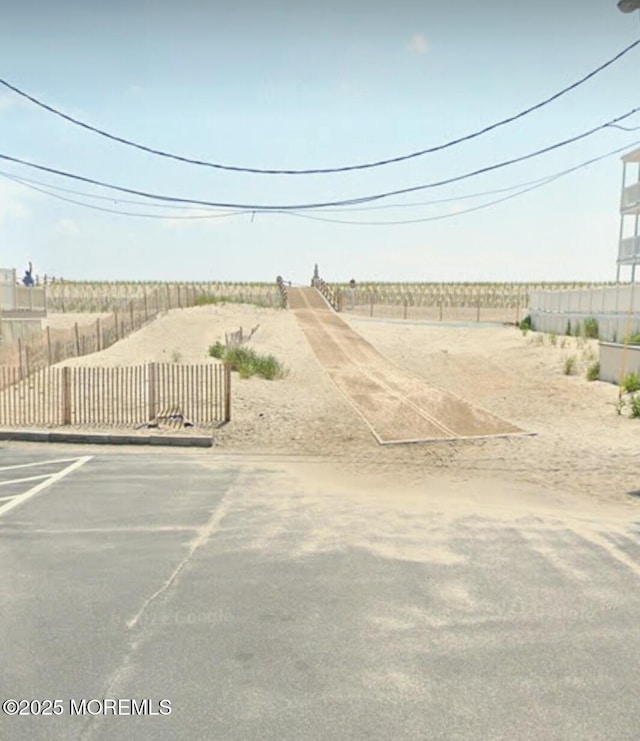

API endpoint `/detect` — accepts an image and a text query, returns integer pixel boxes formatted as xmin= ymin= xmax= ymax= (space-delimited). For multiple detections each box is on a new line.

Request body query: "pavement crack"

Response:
xmin=78 ymin=470 xmax=246 ymax=741
xmin=125 ymin=487 xmax=234 ymax=630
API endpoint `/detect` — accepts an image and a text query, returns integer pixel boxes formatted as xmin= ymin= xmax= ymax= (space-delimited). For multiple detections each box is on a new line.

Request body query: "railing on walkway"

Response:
xmin=0 ymin=362 xmax=231 ymax=428
xmin=314 ymin=279 xmax=340 ymax=311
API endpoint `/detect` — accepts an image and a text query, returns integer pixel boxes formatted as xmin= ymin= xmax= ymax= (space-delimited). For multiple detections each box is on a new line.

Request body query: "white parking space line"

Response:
xmin=0 ymin=457 xmax=88 ymax=472
xmin=0 ymin=474 xmax=55 ymax=487
xmin=0 ymin=456 xmax=93 ymax=518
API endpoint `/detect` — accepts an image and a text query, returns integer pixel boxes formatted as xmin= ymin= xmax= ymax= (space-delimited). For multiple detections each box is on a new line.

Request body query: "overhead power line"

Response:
xmin=1 ymin=38 xmax=639 ymax=175
xmin=0 ymin=165 xmax=578 ymax=214
xmin=3 ymin=135 xmax=639 ymax=221
xmin=282 ymin=137 xmax=640 ymax=225
xmin=2 ymin=138 xmax=639 ymax=226
xmin=0 ymin=172 xmax=249 ymax=220
xmin=0 ymin=105 xmax=638 ymax=211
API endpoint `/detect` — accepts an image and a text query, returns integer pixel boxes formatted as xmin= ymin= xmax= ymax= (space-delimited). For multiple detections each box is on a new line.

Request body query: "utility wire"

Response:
xmin=281 ymin=137 xmax=640 ymax=225
xmin=0 ymin=165 xmax=590 ymax=213
xmin=0 ymin=172 xmax=249 ymax=219
xmin=3 ymin=138 xmax=639 ymax=225
xmin=1 ymin=105 xmax=638 ymax=211
xmin=0 ymin=170 xmax=214 ymax=210
xmin=3 ymin=133 xmax=638 ymax=217
xmin=1 ymin=38 xmax=639 ymax=175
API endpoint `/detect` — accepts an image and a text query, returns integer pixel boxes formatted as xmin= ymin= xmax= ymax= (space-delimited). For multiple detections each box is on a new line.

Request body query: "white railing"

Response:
xmin=618 ymin=236 xmax=640 ymax=263
xmin=0 ymin=268 xmax=16 ymax=285
xmin=13 ymin=285 xmax=46 ymax=311
xmin=622 ymin=182 xmax=640 ymax=211
xmin=0 ymin=279 xmax=47 ymax=313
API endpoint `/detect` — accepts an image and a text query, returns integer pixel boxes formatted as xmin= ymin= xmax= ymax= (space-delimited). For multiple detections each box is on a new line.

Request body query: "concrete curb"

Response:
xmin=0 ymin=429 xmax=214 ymax=448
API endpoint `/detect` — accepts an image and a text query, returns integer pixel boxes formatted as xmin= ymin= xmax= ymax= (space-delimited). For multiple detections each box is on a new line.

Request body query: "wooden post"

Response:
xmin=143 ymin=289 xmax=148 ymax=321
xmin=114 ymin=311 xmax=120 ymax=341
xmin=166 ymin=284 xmax=171 ymax=309
xmin=370 ymin=298 xmax=374 ymax=317
xmin=130 ymin=301 xmax=134 ymax=330
xmin=47 ymin=326 xmax=52 ymax=365
xmin=62 ymin=366 xmax=72 ymax=425
xmin=224 ymin=363 xmax=231 ymax=422
xmin=177 ymin=285 xmax=182 ymax=309
xmin=25 ymin=344 xmax=30 ymax=377
xmin=18 ymin=338 xmax=23 ymax=379
xmin=147 ymin=362 xmax=157 ymax=422
xmin=476 ymin=298 xmax=481 ymax=323
xmin=96 ymin=318 xmax=101 ymax=351
xmin=439 ymin=299 xmax=443 ymax=322
xmin=74 ymin=322 xmax=81 ymax=356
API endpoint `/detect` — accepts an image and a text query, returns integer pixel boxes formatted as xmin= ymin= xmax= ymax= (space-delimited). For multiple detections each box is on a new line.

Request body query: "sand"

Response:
xmin=45 ymin=302 xmax=640 ymax=505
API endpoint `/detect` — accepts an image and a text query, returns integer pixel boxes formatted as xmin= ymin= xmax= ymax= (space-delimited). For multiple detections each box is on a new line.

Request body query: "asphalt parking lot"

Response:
xmin=2 ymin=443 xmax=640 ymax=740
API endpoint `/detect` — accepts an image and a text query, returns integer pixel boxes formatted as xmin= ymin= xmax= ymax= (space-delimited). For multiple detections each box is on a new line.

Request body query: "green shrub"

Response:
xmin=196 ymin=295 xmax=221 ymax=306
xmin=253 ymin=354 xmax=284 ymax=380
xmin=195 ymin=293 xmax=281 ymax=309
xmin=583 ymin=317 xmax=599 ymax=339
xmin=573 ymin=320 xmax=582 ymax=338
xmin=208 ymin=341 xmax=225 ymax=359
xmin=622 ymin=372 xmax=640 ymax=394
xmin=566 ymin=320 xmax=572 ymax=336
xmin=563 ymin=355 xmax=577 ymax=375
xmin=586 ymin=362 xmax=600 ymax=381
xmin=519 ymin=315 xmax=532 ymax=331
xmin=548 ymin=332 xmax=557 ymax=346
xmin=217 ymin=345 xmax=286 ymax=380
xmin=624 ymin=332 xmax=640 ymax=346
xmin=630 ymin=394 xmax=640 ymax=419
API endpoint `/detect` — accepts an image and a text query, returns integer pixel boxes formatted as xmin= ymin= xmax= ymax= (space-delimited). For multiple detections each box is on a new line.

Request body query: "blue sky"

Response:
xmin=1 ymin=0 xmax=640 ymax=284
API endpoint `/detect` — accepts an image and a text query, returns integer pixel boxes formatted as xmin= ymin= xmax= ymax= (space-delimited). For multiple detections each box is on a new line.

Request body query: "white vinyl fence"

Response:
xmin=530 ymin=286 xmax=640 ymax=341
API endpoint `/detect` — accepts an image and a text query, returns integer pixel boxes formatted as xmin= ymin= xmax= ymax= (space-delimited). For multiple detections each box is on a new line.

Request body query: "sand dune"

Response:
xmin=47 ymin=302 xmax=640 ymax=503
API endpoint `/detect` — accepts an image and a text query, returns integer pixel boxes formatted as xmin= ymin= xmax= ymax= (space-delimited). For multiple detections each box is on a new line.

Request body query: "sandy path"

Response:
xmin=288 ymin=287 xmax=522 ymax=443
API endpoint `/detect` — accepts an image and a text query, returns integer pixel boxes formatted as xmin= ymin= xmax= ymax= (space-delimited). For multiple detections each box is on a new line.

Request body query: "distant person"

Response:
xmin=22 ymin=261 xmax=34 ymax=287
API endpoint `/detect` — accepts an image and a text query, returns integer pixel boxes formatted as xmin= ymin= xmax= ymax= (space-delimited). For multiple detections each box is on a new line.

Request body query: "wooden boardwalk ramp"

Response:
xmin=288 ymin=287 xmax=524 ymax=444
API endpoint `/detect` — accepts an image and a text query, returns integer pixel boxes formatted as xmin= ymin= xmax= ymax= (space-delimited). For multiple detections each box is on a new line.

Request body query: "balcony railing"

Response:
xmin=618 ymin=235 xmax=640 ymax=263
xmin=621 ymin=181 xmax=640 ymax=212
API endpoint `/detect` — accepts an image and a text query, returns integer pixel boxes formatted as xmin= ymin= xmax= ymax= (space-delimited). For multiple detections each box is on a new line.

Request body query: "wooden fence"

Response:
xmin=312 ymin=281 xmax=525 ymax=324
xmin=0 ymin=362 xmax=230 ymax=428
xmin=224 ymin=324 xmax=260 ymax=347
xmin=0 ymin=285 xmax=198 ymax=374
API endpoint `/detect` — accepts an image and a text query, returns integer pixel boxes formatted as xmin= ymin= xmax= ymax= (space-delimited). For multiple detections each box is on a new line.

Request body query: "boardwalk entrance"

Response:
xmin=288 ymin=287 xmax=523 ymax=444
